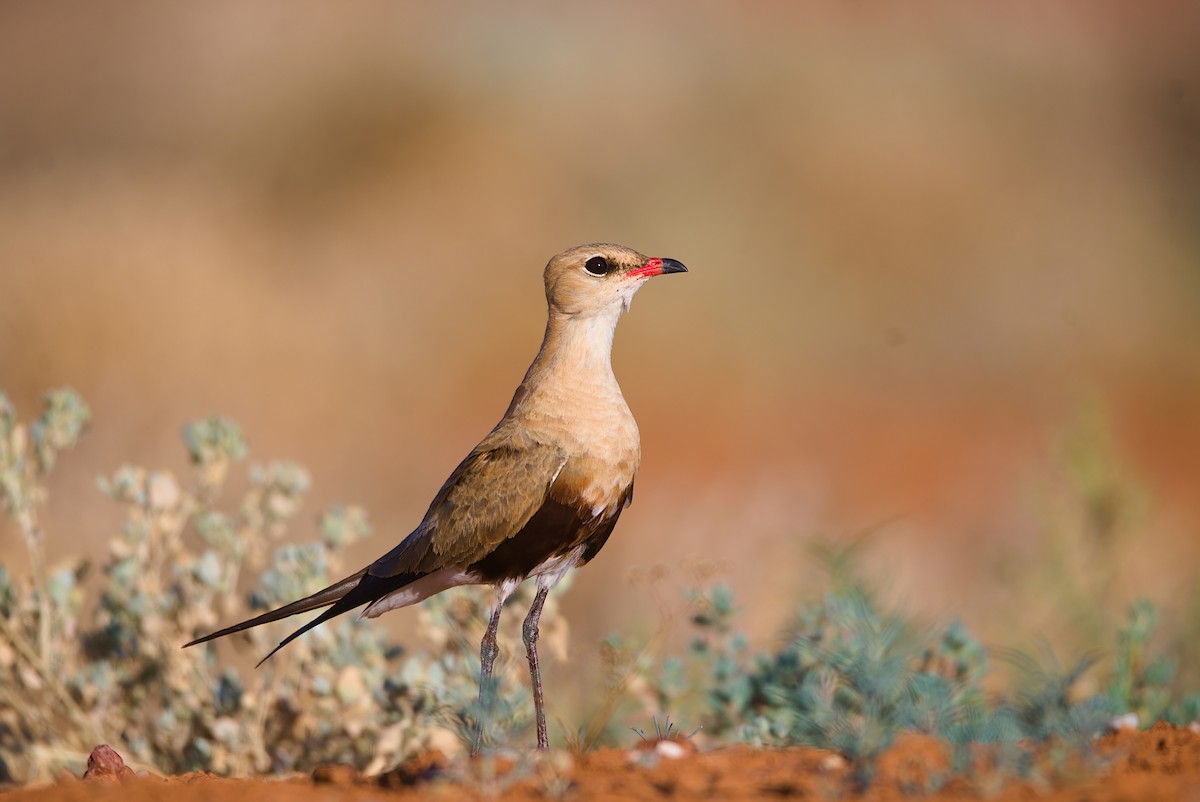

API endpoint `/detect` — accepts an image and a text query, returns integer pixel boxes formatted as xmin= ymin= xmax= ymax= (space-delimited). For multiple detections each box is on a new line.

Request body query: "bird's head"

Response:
xmin=543 ymin=243 xmax=687 ymax=318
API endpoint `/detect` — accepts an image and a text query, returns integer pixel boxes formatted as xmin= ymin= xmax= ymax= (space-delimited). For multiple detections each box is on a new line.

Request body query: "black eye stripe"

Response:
xmin=584 ymin=256 xmax=611 ymax=276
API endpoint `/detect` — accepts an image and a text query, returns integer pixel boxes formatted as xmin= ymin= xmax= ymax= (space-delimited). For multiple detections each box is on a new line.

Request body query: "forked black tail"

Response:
xmin=183 ymin=568 xmax=420 ymax=667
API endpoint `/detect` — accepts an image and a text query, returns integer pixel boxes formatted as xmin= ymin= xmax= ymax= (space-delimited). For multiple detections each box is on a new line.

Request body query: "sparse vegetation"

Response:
xmin=1 ymin=388 xmax=1197 ymax=791
xmin=611 ymin=573 xmax=1199 ymax=790
xmin=0 ymin=389 xmax=549 ymax=783
xmin=601 ymin=434 xmax=1200 ymax=790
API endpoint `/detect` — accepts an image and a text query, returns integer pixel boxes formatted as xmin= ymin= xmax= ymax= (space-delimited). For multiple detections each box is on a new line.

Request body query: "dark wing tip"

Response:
xmin=254 ymin=641 xmax=287 ymax=669
xmin=181 ymin=619 xmax=271 ymax=648
xmin=252 ymin=596 xmax=357 ymax=668
xmin=179 ymin=567 xmax=373 ymax=652
xmin=182 ymin=570 xmax=420 ymax=665
xmin=182 ymin=624 xmax=243 ymax=649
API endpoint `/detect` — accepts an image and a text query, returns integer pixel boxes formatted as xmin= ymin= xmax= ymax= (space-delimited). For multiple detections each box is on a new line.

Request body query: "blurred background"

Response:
xmin=2 ymin=1 xmax=1199 ymax=710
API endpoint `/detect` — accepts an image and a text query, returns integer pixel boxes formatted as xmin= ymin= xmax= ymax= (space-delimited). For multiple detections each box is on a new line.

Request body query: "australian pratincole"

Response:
xmin=185 ymin=243 xmax=687 ymax=752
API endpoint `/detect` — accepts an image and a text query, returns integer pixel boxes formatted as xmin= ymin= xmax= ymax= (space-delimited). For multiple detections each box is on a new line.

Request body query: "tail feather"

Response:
xmin=183 ymin=569 xmax=368 ymax=649
xmin=183 ymin=568 xmax=422 ymax=665
xmin=252 ymin=592 xmax=359 ymax=668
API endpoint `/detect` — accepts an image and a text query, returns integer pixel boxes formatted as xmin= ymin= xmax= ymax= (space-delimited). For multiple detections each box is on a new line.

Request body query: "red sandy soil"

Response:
xmin=4 ymin=724 xmax=1198 ymax=802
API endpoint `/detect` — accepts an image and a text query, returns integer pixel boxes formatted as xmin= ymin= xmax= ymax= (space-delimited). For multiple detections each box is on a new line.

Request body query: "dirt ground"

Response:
xmin=4 ymin=724 xmax=1198 ymax=802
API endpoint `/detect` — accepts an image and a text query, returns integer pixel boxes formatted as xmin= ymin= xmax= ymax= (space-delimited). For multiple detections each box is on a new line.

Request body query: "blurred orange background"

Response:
xmin=2 ymin=2 xmax=1199 ymax=707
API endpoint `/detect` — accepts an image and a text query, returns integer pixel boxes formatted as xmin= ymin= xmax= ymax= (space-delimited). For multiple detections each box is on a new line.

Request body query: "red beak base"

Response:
xmin=627 ymin=257 xmax=688 ymax=279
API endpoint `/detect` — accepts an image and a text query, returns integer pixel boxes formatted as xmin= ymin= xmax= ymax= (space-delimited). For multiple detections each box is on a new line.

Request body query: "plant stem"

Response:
xmin=17 ymin=503 xmax=53 ymax=670
xmin=0 ymin=613 xmax=101 ymax=746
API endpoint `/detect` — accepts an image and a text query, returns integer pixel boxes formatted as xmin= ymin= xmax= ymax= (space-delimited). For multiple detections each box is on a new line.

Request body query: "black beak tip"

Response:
xmin=661 ymin=258 xmax=688 ymax=275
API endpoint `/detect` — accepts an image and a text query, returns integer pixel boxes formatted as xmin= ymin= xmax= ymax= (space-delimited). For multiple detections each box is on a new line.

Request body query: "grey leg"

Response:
xmin=522 ymin=586 xmax=551 ymax=749
xmin=472 ymin=601 xmax=504 ymax=756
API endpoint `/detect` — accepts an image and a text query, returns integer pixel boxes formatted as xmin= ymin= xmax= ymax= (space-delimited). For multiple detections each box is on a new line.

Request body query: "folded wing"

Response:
xmin=183 ymin=438 xmax=569 ymax=664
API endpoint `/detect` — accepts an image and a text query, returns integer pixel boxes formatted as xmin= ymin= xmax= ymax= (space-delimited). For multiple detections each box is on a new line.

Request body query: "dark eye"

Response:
xmin=584 ymin=256 xmax=611 ymax=276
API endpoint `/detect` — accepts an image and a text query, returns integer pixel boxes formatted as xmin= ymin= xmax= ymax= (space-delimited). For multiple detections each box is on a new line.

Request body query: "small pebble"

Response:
xmin=1106 ymin=713 xmax=1139 ymax=734
xmin=312 ymin=763 xmax=359 ymax=785
xmin=83 ymin=745 xmax=134 ymax=782
xmin=655 ymin=740 xmax=687 ymax=760
xmin=376 ymin=749 xmax=447 ymax=787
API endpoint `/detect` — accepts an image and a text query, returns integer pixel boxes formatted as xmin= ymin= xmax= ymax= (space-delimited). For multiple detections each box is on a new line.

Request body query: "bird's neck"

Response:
xmin=501 ymin=304 xmax=639 ymax=459
xmin=541 ymin=306 xmax=621 ymax=372
xmin=516 ymin=305 xmax=624 ymax=404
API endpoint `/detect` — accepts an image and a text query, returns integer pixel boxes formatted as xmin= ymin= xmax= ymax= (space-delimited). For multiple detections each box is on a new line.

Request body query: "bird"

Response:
xmin=184 ymin=243 xmax=687 ymax=753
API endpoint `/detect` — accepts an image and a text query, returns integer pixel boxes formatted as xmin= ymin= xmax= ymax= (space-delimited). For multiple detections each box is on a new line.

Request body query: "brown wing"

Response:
xmin=468 ymin=482 xmax=634 ymax=582
xmin=184 ymin=438 xmax=566 ymax=664
xmin=368 ymin=438 xmax=568 ymax=578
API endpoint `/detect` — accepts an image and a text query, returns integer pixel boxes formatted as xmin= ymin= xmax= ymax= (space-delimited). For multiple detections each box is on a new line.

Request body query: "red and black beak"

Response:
xmin=628 ymin=257 xmax=689 ymax=279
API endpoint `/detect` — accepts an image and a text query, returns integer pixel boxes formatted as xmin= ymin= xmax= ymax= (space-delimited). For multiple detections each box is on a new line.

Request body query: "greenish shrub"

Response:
xmin=0 ymin=390 xmax=552 ymax=783
xmin=2 ymin=387 xmax=1197 ymax=792
xmin=629 ymin=573 xmax=1196 ymax=789
xmin=1106 ymin=598 xmax=1200 ymax=726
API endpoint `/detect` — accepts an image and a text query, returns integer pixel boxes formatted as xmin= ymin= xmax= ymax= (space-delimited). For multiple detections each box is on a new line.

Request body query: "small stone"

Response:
xmin=377 ymin=750 xmax=447 ymax=787
xmin=1106 ymin=712 xmax=1139 ymax=734
xmin=1188 ymin=721 xmax=1200 ymax=735
xmin=312 ymin=763 xmax=359 ymax=785
xmin=82 ymin=745 xmax=134 ymax=782
xmin=820 ymin=753 xmax=847 ymax=772
xmin=655 ymin=740 xmax=687 ymax=760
